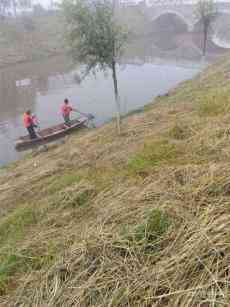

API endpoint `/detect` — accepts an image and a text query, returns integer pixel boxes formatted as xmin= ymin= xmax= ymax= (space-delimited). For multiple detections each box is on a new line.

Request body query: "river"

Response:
xmin=0 ymin=51 xmax=203 ymax=166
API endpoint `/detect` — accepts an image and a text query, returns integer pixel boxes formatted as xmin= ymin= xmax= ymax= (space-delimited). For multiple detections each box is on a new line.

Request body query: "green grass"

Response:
xmin=196 ymin=87 xmax=230 ymax=116
xmin=128 ymin=139 xmax=184 ymax=175
xmin=0 ymin=252 xmax=28 ymax=293
xmin=53 ymin=185 xmax=95 ymax=209
xmin=0 ymin=203 xmax=62 ymax=294
xmin=169 ymin=122 xmax=190 ymax=140
xmin=0 ymin=250 xmax=40 ymax=293
xmin=0 ymin=206 xmax=37 ymax=245
xmin=0 ymin=241 xmax=60 ymax=294
xmin=120 ymin=209 xmax=171 ymax=252
xmin=85 ymin=166 xmax=121 ymax=190
xmin=75 ymin=189 xmax=93 ymax=207
xmin=134 ymin=209 xmax=171 ymax=244
xmin=45 ymin=172 xmax=82 ymax=195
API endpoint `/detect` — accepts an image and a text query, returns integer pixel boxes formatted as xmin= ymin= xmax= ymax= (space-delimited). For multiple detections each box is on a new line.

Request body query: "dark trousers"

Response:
xmin=27 ymin=125 xmax=37 ymax=139
xmin=63 ymin=114 xmax=71 ymax=126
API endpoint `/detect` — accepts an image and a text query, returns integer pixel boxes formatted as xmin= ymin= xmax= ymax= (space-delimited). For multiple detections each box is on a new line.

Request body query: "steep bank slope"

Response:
xmin=1 ymin=56 xmax=230 ymax=306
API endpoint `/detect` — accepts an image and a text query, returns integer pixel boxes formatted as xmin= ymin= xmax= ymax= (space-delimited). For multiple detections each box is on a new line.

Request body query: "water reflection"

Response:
xmin=0 ymin=72 xmax=34 ymax=123
xmin=0 ymin=57 xmax=74 ymax=124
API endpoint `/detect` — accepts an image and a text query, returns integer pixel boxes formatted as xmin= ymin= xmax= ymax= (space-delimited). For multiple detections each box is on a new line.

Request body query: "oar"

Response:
xmin=72 ymin=110 xmax=95 ymax=129
xmin=73 ymin=110 xmax=95 ymax=120
xmin=81 ymin=112 xmax=95 ymax=120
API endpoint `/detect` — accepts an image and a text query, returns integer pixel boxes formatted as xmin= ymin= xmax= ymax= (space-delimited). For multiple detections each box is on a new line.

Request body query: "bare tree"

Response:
xmin=195 ymin=0 xmax=217 ymax=56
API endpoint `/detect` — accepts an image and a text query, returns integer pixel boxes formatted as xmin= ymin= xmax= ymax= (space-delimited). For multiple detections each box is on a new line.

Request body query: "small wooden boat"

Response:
xmin=15 ymin=118 xmax=88 ymax=151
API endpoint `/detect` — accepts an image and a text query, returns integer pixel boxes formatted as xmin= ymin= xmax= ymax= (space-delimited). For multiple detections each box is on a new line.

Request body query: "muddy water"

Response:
xmin=0 ymin=54 xmax=202 ymax=166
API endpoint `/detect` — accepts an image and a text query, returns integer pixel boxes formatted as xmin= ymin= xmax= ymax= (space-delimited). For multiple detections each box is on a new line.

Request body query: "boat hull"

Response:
xmin=15 ymin=118 xmax=88 ymax=151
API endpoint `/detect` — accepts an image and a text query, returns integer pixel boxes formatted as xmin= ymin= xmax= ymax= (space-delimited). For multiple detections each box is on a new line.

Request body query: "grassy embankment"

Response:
xmin=1 ymin=56 xmax=230 ymax=306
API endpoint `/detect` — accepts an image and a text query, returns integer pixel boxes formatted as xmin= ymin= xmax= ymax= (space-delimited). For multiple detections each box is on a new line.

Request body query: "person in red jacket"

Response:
xmin=61 ymin=98 xmax=77 ymax=126
xmin=23 ymin=110 xmax=37 ymax=139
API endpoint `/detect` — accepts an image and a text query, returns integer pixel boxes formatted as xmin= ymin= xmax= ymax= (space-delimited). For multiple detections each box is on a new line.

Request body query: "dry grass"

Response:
xmin=1 ymin=56 xmax=230 ymax=306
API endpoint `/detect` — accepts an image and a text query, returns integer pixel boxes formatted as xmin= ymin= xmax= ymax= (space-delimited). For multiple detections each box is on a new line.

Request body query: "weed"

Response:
xmin=86 ymin=166 xmax=121 ymax=190
xmin=76 ymin=190 xmax=92 ymax=206
xmin=0 ymin=249 xmax=38 ymax=294
xmin=119 ymin=209 xmax=171 ymax=254
xmin=45 ymin=172 xmax=82 ymax=195
xmin=29 ymin=241 xmax=61 ymax=270
xmin=0 ymin=253 xmax=26 ymax=293
xmin=0 ymin=233 xmax=64 ymax=294
xmin=196 ymin=88 xmax=230 ymax=116
xmin=202 ymin=178 xmax=230 ymax=197
xmin=134 ymin=209 xmax=171 ymax=244
xmin=0 ymin=206 xmax=37 ymax=245
xmin=53 ymin=184 xmax=95 ymax=208
xmin=169 ymin=122 xmax=189 ymax=140
xmin=128 ymin=139 xmax=183 ymax=175
xmin=0 ymin=242 xmax=59 ymax=294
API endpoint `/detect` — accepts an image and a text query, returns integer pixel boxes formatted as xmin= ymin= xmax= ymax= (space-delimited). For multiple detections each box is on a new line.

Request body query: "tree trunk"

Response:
xmin=112 ymin=59 xmax=121 ymax=134
xmin=203 ymin=24 xmax=208 ymax=56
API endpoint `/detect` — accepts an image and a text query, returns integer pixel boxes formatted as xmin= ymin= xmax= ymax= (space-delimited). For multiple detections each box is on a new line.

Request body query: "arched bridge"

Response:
xmin=144 ymin=1 xmax=230 ymax=48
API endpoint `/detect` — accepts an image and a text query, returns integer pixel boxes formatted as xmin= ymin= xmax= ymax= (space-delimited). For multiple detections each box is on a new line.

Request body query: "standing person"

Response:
xmin=23 ymin=110 xmax=37 ymax=139
xmin=61 ymin=98 xmax=77 ymax=126
xmin=31 ymin=114 xmax=39 ymax=128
